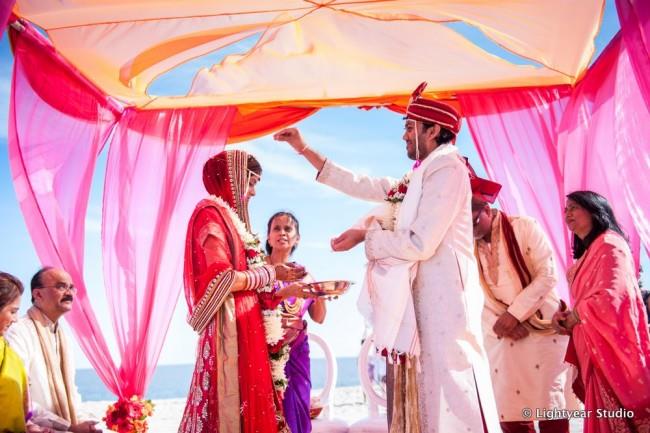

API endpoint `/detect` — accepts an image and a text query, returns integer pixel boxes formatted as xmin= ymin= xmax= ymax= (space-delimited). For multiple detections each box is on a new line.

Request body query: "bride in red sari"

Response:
xmin=552 ymin=190 xmax=650 ymax=433
xmin=179 ymin=150 xmax=306 ymax=433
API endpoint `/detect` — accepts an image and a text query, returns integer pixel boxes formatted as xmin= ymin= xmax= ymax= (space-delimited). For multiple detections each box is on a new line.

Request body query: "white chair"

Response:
xmin=309 ymin=332 xmax=349 ymax=433
xmin=348 ymin=335 xmax=388 ymax=433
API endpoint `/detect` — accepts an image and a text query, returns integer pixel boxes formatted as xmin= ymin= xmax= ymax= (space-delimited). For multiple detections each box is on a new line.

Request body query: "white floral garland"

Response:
xmin=378 ymin=173 xmax=411 ymax=231
xmin=208 ymin=195 xmax=289 ymax=391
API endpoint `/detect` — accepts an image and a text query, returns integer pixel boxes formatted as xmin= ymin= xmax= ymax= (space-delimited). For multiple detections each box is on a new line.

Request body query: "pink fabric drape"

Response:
xmin=557 ymin=34 xmax=646 ymax=264
xmin=458 ymin=87 xmax=573 ymax=298
xmin=9 ymin=24 xmax=236 ymax=399
xmin=8 ymin=25 xmax=122 ymax=391
xmin=460 ymin=30 xmax=649 ymax=297
xmin=103 ymin=106 xmax=236 ymax=396
xmin=617 ymin=0 xmax=650 ymax=112
xmin=616 ymin=0 xmax=650 ymax=253
xmin=0 ymin=2 xmax=15 ymax=39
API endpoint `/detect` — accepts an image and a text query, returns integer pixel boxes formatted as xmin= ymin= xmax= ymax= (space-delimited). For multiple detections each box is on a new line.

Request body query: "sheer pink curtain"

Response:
xmin=558 ymin=34 xmax=647 ymax=261
xmin=616 ymin=0 xmax=650 ymax=253
xmin=459 ymin=87 xmax=572 ymax=299
xmin=460 ymin=31 xmax=649 ymax=287
xmin=9 ymin=24 xmax=237 ymax=398
xmin=8 ymin=25 xmax=123 ymax=391
xmin=617 ymin=0 xmax=650 ymax=111
xmin=0 ymin=2 xmax=14 ymax=39
xmin=102 ymin=106 xmax=236 ymax=396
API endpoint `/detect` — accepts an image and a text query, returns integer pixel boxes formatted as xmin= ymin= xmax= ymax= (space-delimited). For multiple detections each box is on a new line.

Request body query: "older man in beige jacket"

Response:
xmin=471 ymin=179 xmax=577 ymax=433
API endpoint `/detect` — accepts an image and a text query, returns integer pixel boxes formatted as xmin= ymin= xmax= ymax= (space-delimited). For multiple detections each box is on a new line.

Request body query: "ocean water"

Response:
xmin=77 ymin=357 xmax=364 ymax=402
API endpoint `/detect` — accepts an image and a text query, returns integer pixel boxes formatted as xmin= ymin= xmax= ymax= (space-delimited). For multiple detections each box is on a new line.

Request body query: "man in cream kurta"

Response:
xmin=6 ymin=267 xmax=100 ymax=433
xmin=471 ymin=187 xmax=577 ymax=433
xmin=274 ymin=83 xmax=501 ymax=433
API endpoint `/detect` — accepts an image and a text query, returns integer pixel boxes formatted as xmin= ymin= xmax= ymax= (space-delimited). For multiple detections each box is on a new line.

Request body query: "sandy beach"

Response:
xmin=82 ymin=385 xmax=586 ymax=433
xmin=82 ymin=386 xmax=375 ymax=433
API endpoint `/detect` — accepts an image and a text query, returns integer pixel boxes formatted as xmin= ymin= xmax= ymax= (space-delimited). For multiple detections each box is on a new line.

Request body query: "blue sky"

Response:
xmin=0 ymin=0 xmax=644 ymax=370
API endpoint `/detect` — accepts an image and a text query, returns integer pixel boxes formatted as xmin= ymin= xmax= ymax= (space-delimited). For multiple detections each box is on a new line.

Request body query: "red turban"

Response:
xmin=471 ymin=177 xmax=502 ymax=204
xmin=464 ymin=158 xmax=502 ymax=204
xmin=405 ymin=82 xmax=461 ymax=134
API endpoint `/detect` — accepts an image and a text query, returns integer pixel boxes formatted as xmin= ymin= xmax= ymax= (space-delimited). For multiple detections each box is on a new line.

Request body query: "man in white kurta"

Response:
xmin=274 ymin=83 xmax=501 ymax=433
xmin=5 ymin=267 xmax=100 ymax=433
xmin=471 ymin=188 xmax=577 ymax=433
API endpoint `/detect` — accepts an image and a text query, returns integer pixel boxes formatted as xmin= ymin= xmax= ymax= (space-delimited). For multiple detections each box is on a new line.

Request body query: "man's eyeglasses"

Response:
xmin=472 ymin=211 xmax=482 ymax=226
xmin=36 ymin=283 xmax=77 ymax=293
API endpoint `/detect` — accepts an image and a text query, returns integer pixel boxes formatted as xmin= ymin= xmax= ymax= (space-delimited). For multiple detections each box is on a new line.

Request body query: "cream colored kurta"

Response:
xmin=317 ymin=144 xmax=501 ymax=433
xmin=476 ymin=212 xmax=577 ymax=422
xmin=5 ymin=312 xmax=83 ymax=431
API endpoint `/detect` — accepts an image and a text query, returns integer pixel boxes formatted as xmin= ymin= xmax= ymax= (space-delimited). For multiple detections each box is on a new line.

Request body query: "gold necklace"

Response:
xmin=283 ymin=297 xmax=304 ymax=315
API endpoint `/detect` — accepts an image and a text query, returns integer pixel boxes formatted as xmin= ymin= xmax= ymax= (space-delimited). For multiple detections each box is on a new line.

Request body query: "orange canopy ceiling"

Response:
xmin=13 ymin=1 xmax=604 ymax=110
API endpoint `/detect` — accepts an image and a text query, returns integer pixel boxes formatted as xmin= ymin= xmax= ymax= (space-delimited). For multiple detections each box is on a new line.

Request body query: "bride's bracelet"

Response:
xmin=243 ymin=265 xmax=276 ymax=291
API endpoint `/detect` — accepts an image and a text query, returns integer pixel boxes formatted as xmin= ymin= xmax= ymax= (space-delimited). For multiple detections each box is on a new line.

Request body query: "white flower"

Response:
xmin=257 ymin=283 xmax=274 ymax=294
xmin=271 ymin=359 xmax=287 ymax=382
xmin=263 ymin=309 xmax=284 ymax=345
xmin=270 ymin=345 xmax=291 ymax=390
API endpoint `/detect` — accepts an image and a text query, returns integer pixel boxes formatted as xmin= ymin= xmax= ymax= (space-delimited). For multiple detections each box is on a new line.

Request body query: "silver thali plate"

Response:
xmin=301 ymin=280 xmax=352 ymax=298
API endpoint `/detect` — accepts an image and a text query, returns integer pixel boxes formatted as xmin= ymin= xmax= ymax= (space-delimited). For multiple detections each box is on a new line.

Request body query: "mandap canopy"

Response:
xmin=1 ymin=0 xmax=649 ymax=400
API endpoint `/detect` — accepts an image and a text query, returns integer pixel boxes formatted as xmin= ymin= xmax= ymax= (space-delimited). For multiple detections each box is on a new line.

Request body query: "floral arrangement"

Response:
xmin=379 ymin=174 xmax=411 ymax=231
xmin=103 ymin=396 xmax=154 ymax=433
xmin=208 ymin=195 xmax=290 ymax=394
xmin=269 ymin=344 xmax=291 ymax=391
xmin=385 ymin=174 xmax=410 ymax=204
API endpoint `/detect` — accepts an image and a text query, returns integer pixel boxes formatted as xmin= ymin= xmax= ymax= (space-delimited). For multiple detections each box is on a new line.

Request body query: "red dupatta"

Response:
xmin=179 ymin=150 xmax=282 ymax=433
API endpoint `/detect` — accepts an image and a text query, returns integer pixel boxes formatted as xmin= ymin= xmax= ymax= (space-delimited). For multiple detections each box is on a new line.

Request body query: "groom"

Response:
xmin=274 ymin=83 xmax=500 ymax=433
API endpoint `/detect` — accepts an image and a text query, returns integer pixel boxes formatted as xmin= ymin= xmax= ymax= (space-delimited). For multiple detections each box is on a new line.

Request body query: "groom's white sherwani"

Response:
xmin=317 ymin=144 xmax=500 ymax=432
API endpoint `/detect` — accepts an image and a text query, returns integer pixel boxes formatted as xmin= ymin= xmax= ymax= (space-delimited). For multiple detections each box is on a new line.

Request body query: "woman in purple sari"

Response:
xmin=266 ymin=211 xmax=327 ymax=433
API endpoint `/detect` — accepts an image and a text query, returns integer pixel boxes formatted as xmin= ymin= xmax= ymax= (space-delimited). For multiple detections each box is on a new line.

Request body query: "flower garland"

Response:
xmin=379 ymin=174 xmax=410 ymax=231
xmin=208 ymin=195 xmax=290 ymax=392
xmin=385 ymin=174 xmax=410 ymax=204
xmin=104 ymin=396 xmax=154 ymax=433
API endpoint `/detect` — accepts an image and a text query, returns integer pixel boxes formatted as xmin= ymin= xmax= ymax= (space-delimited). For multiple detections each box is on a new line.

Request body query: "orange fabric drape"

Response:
xmin=226 ymin=106 xmax=318 ymax=143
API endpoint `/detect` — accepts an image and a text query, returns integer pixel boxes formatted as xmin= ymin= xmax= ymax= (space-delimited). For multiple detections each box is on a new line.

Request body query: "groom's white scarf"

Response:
xmin=357 ymin=145 xmax=457 ymax=361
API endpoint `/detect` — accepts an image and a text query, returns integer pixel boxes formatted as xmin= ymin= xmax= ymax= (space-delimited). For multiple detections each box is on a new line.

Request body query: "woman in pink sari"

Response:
xmin=552 ymin=190 xmax=650 ymax=433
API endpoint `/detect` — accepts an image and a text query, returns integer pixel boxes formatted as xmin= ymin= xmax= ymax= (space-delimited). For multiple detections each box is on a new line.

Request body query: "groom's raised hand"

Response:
xmin=273 ymin=127 xmax=305 ymax=151
xmin=274 ymin=127 xmax=327 ymax=171
xmin=331 ymin=229 xmax=366 ymax=252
